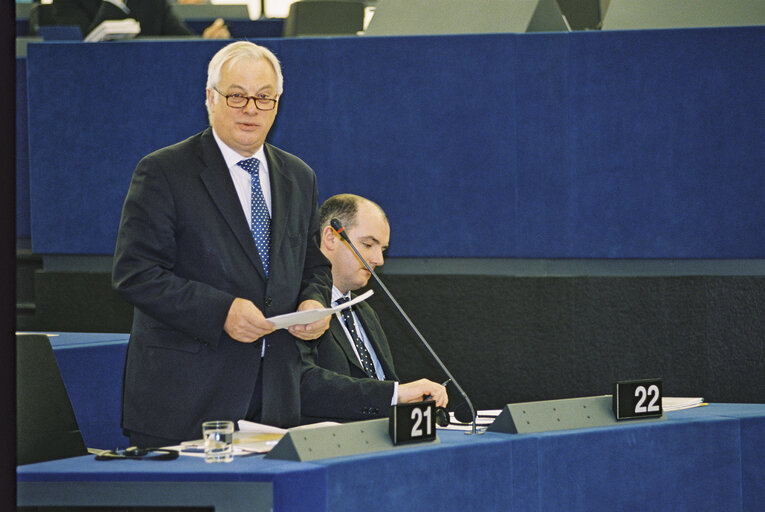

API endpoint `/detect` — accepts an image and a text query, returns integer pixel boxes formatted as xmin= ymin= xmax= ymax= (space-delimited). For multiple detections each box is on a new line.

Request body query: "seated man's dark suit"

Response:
xmin=300 ymin=296 xmax=399 ymax=423
xmin=53 ymin=0 xmax=194 ymax=37
xmin=113 ymin=127 xmax=332 ymax=442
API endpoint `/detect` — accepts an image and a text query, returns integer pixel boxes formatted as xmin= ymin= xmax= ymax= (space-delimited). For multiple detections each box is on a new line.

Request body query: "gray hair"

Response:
xmin=205 ymin=41 xmax=283 ymax=116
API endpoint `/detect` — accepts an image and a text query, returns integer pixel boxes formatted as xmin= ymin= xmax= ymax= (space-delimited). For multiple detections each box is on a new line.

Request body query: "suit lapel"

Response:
xmin=197 ymin=128 xmax=266 ymax=278
xmin=264 ymin=144 xmax=295 ymax=273
xmin=355 ymin=302 xmax=397 ymax=380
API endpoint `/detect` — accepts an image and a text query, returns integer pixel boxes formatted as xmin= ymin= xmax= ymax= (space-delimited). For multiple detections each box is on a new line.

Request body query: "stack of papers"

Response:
xmin=169 ymin=421 xmax=285 ymax=457
xmin=84 ymin=19 xmax=140 ymax=42
xmin=662 ymin=397 xmax=706 ymax=411
xmin=441 ymin=409 xmax=502 ymax=431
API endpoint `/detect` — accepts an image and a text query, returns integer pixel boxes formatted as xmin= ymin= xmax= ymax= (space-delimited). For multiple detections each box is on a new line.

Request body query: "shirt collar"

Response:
xmin=332 ymin=286 xmax=351 ymax=305
xmin=211 ymin=128 xmax=267 ymax=173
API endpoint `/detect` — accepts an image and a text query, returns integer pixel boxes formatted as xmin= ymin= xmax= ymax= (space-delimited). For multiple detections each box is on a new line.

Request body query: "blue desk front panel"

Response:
xmin=313 ymin=406 xmax=764 ymax=512
xmin=742 ymin=415 xmax=765 ymax=512
xmin=25 ymin=26 xmax=765 ymax=257
xmin=530 ymin=415 xmax=741 ymax=510
xmin=18 ymin=404 xmax=765 ymax=511
xmin=319 ymin=430 xmax=516 ymax=511
xmin=698 ymin=404 xmax=765 ymax=512
xmin=18 ymin=454 xmax=327 ymax=512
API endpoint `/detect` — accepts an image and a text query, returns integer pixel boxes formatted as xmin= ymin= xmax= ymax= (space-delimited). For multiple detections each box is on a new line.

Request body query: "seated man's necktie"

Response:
xmin=336 ymin=297 xmax=378 ymax=379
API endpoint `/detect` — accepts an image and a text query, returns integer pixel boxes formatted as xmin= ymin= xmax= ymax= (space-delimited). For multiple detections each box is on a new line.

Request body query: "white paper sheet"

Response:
xmin=439 ymin=409 xmax=502 ymax=431
xmin=266 ymin=289 xmax=374 ymax=329
xmin=662 ymin=397 xmax=706 ymax=411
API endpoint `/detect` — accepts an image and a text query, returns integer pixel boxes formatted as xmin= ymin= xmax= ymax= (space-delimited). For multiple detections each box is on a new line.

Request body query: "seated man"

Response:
xmin=300 ymin=194 xmax=448 ymax=423
xmin=52 ymin=0 xmax=230 ymax=38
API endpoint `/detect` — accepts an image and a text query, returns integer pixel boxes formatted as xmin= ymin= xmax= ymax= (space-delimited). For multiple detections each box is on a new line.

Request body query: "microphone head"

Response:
xmin=435 ymin=407 xmax=450 ymax=427
xmin=453 ymin=401 xmax=474 ymax=423
xmin=330 ymin=218 xmax=350 ymax=240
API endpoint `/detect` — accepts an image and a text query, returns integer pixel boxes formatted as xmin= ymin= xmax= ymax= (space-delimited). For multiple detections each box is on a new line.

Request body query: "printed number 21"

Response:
xmin=634 ymin=384 xmax=660 ymax=413
xmin=411 ymin=407 xmax=432 ymax=437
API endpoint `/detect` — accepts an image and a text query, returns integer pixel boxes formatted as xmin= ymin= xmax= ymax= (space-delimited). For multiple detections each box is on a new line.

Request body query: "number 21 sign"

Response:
xmin=389 ymin=400 xmax=438 ymax=445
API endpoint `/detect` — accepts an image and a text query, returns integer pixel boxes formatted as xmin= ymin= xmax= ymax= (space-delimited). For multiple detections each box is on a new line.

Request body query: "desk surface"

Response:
xmin=18 ymin=403 xmax=765 ymax=512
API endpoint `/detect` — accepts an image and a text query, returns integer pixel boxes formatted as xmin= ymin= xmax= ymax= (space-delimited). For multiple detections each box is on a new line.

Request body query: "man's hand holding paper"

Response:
xmin=288 ymin=300 xmax=332 ymax=340
xmin=274 ymin=290 xmax=374 ymax=338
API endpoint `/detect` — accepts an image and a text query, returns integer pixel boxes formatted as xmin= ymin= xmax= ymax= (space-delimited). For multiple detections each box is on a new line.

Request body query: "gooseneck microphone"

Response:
xmin=330 ymin=218 xmax=480 ymax=434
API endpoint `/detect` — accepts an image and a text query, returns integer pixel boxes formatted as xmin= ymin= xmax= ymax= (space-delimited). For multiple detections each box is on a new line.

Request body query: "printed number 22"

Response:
xmin=634 ymin=384 xmax=660 ymax=413
xmin=410 ymin=407 xmax=433 ymax=437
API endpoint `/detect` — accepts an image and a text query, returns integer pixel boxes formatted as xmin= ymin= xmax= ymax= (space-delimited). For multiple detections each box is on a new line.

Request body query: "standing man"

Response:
xmin=300 ymin=194 xmax=447 ymax=423
xmin=113 ymin=41 xmax=332 ymax=447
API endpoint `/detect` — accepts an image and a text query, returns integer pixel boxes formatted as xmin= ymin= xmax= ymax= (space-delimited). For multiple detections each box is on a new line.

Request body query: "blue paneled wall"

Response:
xmin=24 ymin=26 xmax=765 ymax=257
xmin=17 ymin=57 xmax=31 ymax=238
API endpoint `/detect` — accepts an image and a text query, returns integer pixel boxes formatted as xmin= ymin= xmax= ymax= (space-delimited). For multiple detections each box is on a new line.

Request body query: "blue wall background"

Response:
xmin=17 ymin=57 xmax=31 ymax=239
xmin=23 ymin=26 xmax=765 ymax=257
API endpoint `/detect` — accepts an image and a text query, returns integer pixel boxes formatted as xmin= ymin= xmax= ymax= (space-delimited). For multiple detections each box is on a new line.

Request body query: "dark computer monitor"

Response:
xmin=363 ymin=0 xmax=568 ymax=36
xmin=16 ymin=334 xmax=89 ymax=465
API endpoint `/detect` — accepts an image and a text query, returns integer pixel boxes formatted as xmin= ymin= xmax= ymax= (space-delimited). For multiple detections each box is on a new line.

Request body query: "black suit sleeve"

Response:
xmin=298 ymin=337 xmax=395 ymax=423
xmin=297 ymin=170 xmax=333 ymax=308
xmin=154 ymin=0 xmax=194 ymax=36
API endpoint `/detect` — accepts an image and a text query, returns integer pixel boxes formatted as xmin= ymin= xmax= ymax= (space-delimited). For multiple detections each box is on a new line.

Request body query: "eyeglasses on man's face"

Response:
xmin=213 ymin=87 xmax=278 ymax=111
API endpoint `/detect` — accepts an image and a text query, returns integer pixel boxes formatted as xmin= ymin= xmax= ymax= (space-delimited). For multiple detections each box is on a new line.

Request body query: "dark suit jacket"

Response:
xmin=113 ymin=127 xmax=332 ymax=441
xmin=53 ymin=0 xmax=193 ymax=37
xmin=299 ymin=298 xmax=399 ymax=423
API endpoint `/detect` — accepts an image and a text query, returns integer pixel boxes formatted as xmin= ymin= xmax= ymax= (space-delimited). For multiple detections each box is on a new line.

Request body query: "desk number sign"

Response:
xmin=389 ymin=400 xmax=437 ymax=445
xmin=613 ymin=378 xmax=663 ymax=420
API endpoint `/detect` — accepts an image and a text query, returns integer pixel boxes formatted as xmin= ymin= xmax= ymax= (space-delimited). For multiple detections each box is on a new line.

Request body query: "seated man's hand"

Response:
xmin=288 ymin=299 xmax=331 ymax=340
xmin=398 ymin=379 xmax=448 ymax=408
xmin=202 ymin=18 xmax=230 ymax=39
xmin=224 ymin=298 xmax=275 ymax=342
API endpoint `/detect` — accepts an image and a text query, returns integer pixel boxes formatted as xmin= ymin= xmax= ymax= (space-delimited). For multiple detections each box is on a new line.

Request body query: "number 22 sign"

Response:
xmin=613 ymin=379 xmax=664 ymax=420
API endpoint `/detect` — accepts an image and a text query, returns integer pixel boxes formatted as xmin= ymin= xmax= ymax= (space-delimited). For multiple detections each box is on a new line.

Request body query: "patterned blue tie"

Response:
xmin=336 ymin=297 xmax=378 ymax=379
xmin=238 ymin=158 xmax=271 ymax=277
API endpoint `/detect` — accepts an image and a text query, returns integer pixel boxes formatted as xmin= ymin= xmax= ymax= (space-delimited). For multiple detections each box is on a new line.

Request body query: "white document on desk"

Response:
xmin=267 ymin=289 xmax=374 ymax=329
xmin=84 ymin=19 xmax=141 ymax=42
xmin=171 ymin=421 xmax=287 ymax=457
xmin=238 ymin=420 xmax=287 ymax=434
xmin=232 ymin=420 xmax=340 ymax=454
xmin=662 ymin=397 xmax=706 ymax=411
xmin=441 ymin=409 xmax=503 ymax=431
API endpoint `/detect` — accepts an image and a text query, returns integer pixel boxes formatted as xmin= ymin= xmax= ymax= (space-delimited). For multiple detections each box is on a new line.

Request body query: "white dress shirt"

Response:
xmin=212 ymin=129 xmax=272 ymax=224
xmin=212 ymin=130 xmax=271 ymax=357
